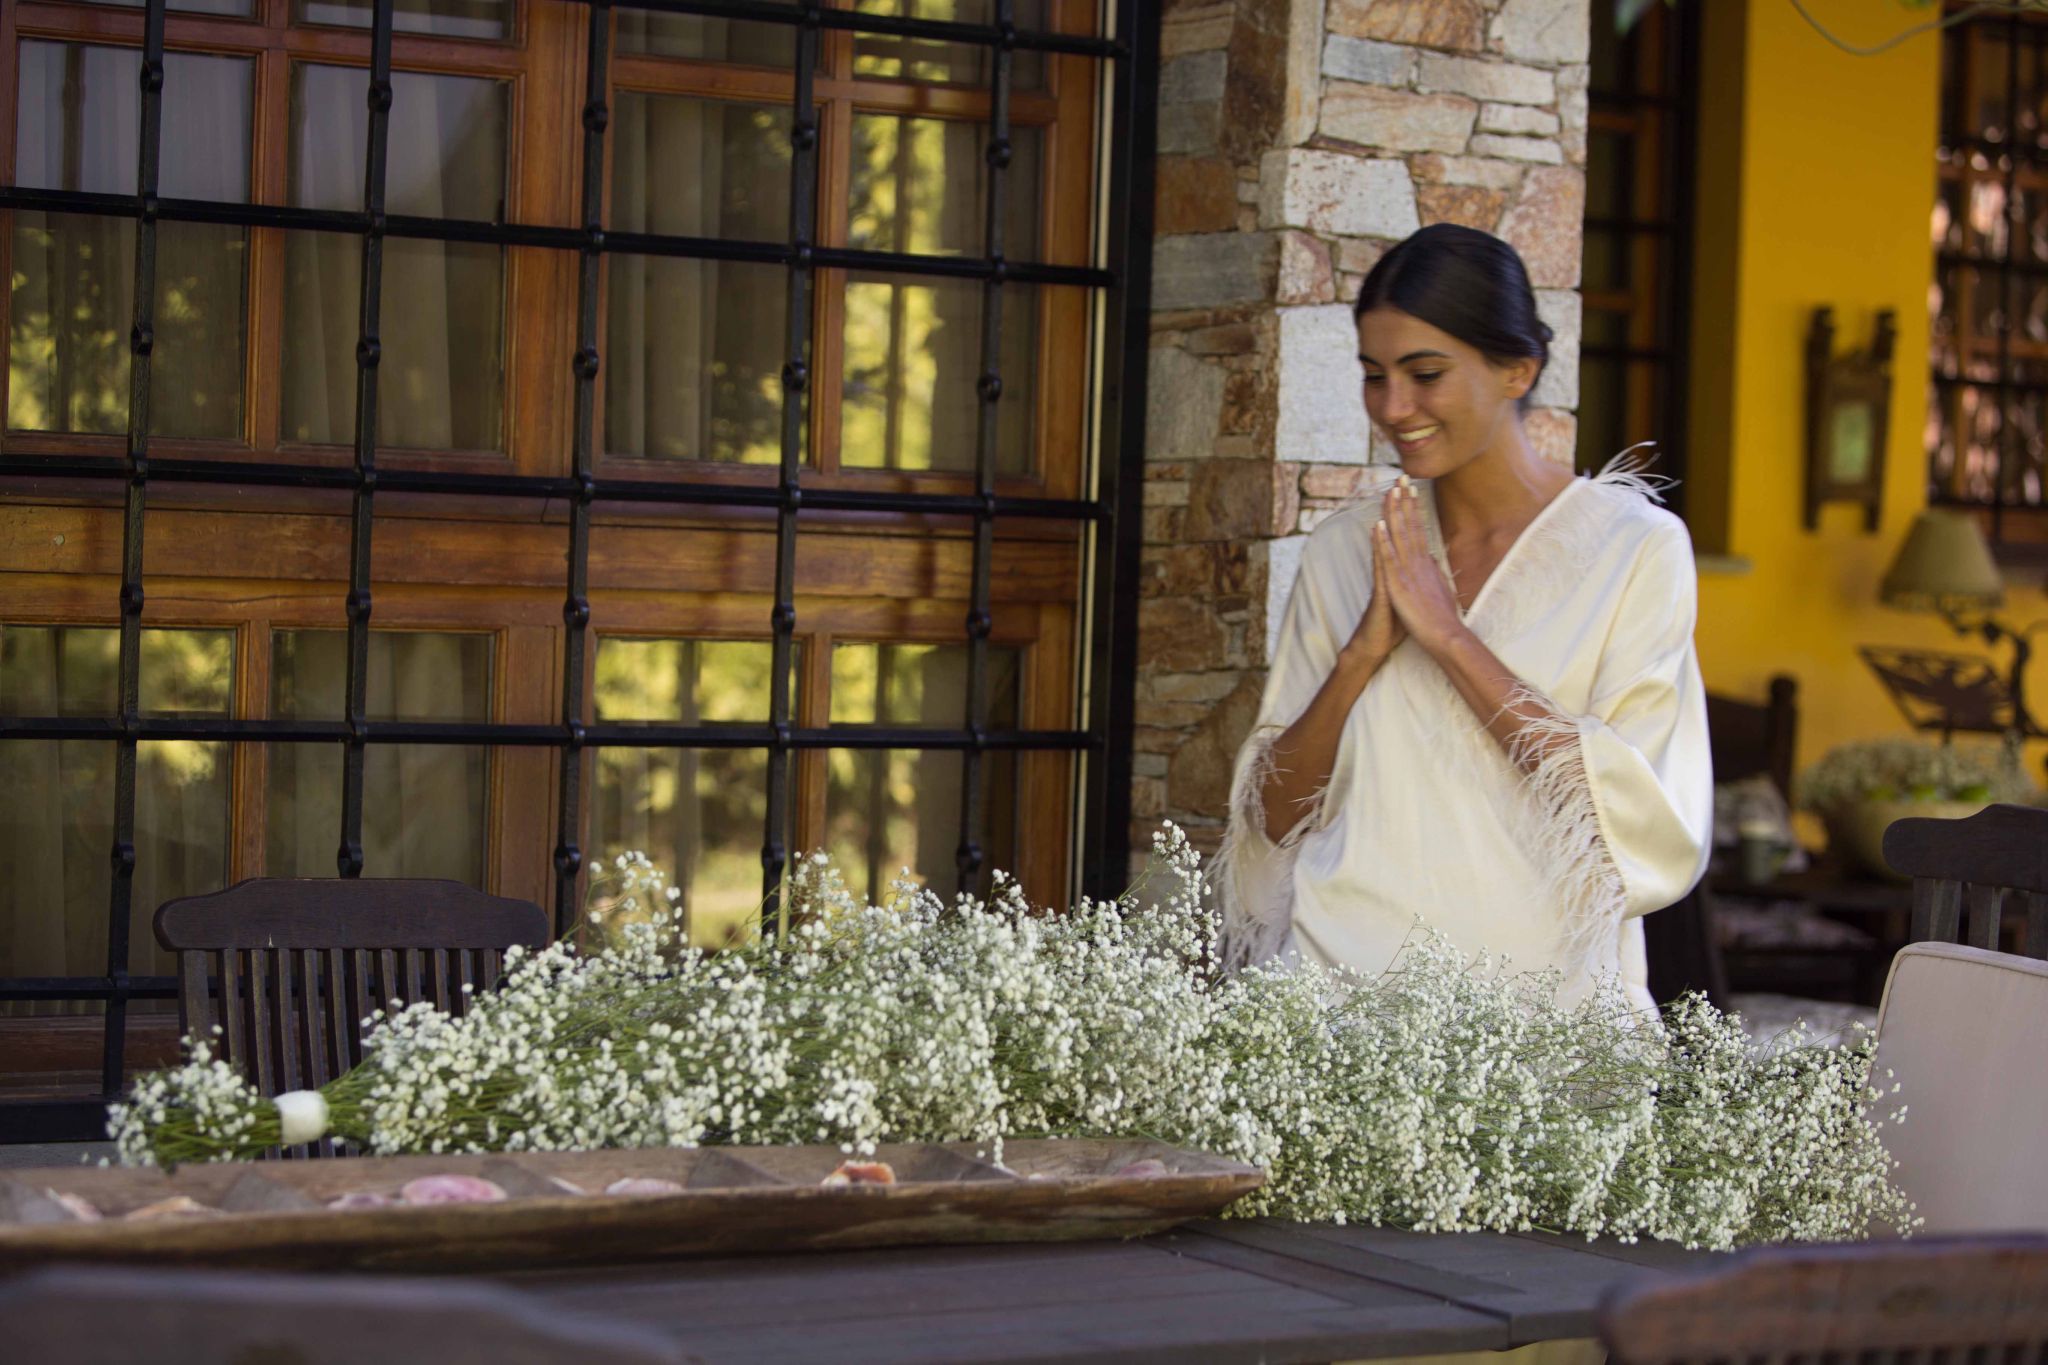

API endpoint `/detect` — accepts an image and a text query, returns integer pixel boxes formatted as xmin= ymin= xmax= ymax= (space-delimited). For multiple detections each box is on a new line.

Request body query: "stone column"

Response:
xmin=1133 ymin=0 xmax=1589 ymax=872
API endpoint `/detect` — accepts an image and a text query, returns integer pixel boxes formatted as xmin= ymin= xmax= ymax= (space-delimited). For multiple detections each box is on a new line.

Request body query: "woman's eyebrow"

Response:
xmin=1358 ymin=349 xmax=1454 ymax=367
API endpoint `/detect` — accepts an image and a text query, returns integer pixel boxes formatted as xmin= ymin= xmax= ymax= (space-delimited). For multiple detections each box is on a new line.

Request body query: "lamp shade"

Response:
xmin=1880 ymin=509 xmax=2005 ymax=611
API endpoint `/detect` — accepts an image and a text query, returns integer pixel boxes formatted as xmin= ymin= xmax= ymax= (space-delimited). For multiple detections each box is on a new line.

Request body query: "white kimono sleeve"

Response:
xmin=1215 ymin=530 xmax=1359 ymax=971
xmin=1578 ymin=525 xmax=1714 ymax=919
xmin=1509 ymin=521 xmax=1713 ymax=976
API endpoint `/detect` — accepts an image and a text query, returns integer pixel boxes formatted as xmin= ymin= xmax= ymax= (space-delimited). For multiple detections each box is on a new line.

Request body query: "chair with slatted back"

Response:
xmin=1882 ymin=802 xmax=2048 ymax=957
xmin=1597 ymin=1236 xmax=2048 ymax=1365
xmin=153 ymin=878 xmax=550 ymax=1154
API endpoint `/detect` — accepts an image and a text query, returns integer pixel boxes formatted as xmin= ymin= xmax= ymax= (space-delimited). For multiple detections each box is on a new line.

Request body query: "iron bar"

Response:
xmin=554 ymin=0 xmax=612 ymax=934
xmin=0 ymin=454 xmax=1107 ymax=519
xmin=955 ymin=0 xmax=1014 ymax=899
xmin=605 ymin=0 xmax=1121 ymax=57
xmin=1078 ymin=0 xmax=1156 ymax=902
xmin=1995 ymin=15 xmax=2021 ymax=544
xmin=336 ymin=0 xmax=396 ymax=878
xmin=760 ymin=6 xmax=820 ymax=935
xmin=103 ymin=0 xmax=170 ymax=1098
xmin=0 ymin=189 xmax=1113 ymax=289
xmin=0 ymin=716 xmax=1093 ymax=750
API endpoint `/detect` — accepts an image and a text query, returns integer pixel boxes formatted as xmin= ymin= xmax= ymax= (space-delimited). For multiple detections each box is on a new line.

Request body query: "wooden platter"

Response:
xmin=0 ymin=1139 xmax=1263 ymax=1273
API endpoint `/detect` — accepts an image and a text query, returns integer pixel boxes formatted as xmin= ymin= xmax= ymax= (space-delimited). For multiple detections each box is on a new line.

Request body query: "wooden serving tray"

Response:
xmin=0 ymin=1139 xmax=1262 ymax=1273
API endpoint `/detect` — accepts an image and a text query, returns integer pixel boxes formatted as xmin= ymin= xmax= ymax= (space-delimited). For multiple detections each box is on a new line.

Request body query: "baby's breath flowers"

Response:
xmin=106 ymin=826 xmax=1914 ymax=1250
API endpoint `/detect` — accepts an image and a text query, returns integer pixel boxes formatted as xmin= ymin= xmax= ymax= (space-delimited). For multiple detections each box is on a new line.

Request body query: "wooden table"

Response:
xmin=500 ymin=1219 xmax=1723 ymax=1364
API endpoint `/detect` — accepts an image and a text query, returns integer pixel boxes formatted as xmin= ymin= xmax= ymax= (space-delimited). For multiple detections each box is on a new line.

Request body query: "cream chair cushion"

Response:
xmin=1873 ymin=942 xmax=2048 ymax=1234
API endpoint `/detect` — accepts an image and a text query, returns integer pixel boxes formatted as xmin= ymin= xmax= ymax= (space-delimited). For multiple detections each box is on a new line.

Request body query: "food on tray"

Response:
xmin=398 ymin=1175 xmax=507 ymax=1205
xmin=48 ymin=1191 xmax=103 ymax=1222
xmin=124 ymin=1195 xmax=219 ymax=1220
xmin=1113 ymin=1159 xmax=1170 ymax=1178
xmin=326 ymin=1191 xmax=396 ymax=1210
xmin=819 ymin=1160 xmax=896 ymax=1188
xmin=604 ymin=1177 xmax=686 ymax=1197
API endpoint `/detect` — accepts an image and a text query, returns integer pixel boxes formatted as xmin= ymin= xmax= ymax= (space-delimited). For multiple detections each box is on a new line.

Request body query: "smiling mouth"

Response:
xmin=1393 ymin=425 xmax=1440 ymax=449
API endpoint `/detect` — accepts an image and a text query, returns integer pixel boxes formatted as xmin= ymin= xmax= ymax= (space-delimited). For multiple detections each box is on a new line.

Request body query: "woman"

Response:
xmin=1218 ymin=224 xmax=1711 ymax=1013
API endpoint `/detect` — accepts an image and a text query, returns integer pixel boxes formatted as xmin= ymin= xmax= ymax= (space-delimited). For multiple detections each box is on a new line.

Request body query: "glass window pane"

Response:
xmin=1585 ymin=130 xmax=1626 ymax=222
xmin=267 ymin=631 xmax=492 ymax=884
xmin=293 ymin=0 xmax=509 ymax=41
xmin=825 ymin=642 xmax=1019 ymax=901
xmin=605 ymin=96 xmax=796 ymax=463
xmin=1959 ymin=384 xmax=2001 ymax=503
xmin=0 ymin=626 xmax=233 ymax=992
xmin=1977 ymin=32 xmax=2012 ymax=145
xmin=594 ymin=637 xmax=795 ymax=722
xmin=1575 ymin=355 xmax=1624 ymax=475
xmin=614 ymin=12 xmax=795 ymax=64
xmin=282 ymin=65 xmax=507 ymax=451
xmin=852 ymin=0 xmax=1046 ymax=90
xmin=848 ymin=116 xmax=1040 ymax=260
xmin=842 ymin=274 xmax=1035 ymax=474
xmin=590 ymin=637 xmax=795 ymax=950
xmin=15 ymin=42 xmax=252 ymax=201
xmin=1581 ymin=227 xmax=1624 ymax=293
xmin=9 ymin=44 xmax=251 ymax=439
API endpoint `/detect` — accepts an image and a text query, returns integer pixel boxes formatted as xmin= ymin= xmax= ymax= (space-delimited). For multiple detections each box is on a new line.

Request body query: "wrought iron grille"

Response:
xmin=1932 ymin=9 xmax=2048 ymax=554
xmin=0 ymin=0 xmax=1159 ymax=1142
xmin=1578 ymin=0 xmax=1695 ymax=516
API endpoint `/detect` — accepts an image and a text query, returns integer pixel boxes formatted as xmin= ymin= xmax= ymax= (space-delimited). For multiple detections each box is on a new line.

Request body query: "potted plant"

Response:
xmin=1796 ymin=736 xmax=2037 ymax=879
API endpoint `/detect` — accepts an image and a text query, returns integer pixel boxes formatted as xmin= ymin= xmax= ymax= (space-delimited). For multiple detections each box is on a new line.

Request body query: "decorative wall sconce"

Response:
xmin=1804 ymin=307 xmax=1896 ymax=532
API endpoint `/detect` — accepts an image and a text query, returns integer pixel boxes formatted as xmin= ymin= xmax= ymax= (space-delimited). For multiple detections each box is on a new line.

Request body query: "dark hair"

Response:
xmin=1352 ymin=224 xmax=1550 ymax=405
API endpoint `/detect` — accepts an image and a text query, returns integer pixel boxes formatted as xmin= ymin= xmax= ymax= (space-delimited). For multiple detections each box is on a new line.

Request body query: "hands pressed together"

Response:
xmin=1352 ymin=476 xmax=1470 ymax=664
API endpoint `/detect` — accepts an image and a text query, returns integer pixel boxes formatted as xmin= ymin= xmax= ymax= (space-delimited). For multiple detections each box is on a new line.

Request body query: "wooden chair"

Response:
xmin=1645 ymin=675 xmax=1798 ymax=1008
xmin=0 ymin=1265 xmax=691 ymax=1365
xmin=1598 ymin=1235 xmax=2048 ymax=1365
xmin=1883 ymin=802 xmax=2048 ymax=957
xmin=153 ymin=879 xmax=549 ymax=1137
xmin=1706 ymin=673 xmax=1799 ymax=800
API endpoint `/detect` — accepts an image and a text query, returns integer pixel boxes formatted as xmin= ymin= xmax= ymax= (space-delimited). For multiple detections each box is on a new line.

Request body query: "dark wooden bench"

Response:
xmin=153 ymin=879 xmax=549 ymax=1152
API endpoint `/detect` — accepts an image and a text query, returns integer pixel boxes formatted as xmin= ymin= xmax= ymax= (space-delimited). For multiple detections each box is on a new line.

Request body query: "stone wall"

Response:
xmin=1133 ymin=0 xmax=1589 ymax=869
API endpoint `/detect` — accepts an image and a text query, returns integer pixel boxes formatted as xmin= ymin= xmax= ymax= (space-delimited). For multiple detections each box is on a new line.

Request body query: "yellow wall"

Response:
xmin=1688 ymin=0 xmax=2048 ymax=783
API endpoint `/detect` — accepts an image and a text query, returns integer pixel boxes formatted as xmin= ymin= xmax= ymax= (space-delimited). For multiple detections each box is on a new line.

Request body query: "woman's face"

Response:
xmin=1355 ymin=306 xmax=1536 ymax=481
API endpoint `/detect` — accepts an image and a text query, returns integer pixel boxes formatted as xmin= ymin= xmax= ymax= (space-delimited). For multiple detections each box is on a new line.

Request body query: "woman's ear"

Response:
xmin=1502 ymin=355 xmax=1540 ymax=402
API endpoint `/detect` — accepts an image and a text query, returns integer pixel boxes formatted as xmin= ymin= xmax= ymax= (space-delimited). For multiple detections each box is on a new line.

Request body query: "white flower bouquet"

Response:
xmin=108 ymin=827 xmax=1914 ymax=1250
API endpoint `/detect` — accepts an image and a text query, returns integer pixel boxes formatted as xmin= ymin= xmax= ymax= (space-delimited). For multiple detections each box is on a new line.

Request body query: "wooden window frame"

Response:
xmin=0 ymin=0 xmax=1100 ymax=500
xmin=0 ymin=0 xmax=1149 ymax=1138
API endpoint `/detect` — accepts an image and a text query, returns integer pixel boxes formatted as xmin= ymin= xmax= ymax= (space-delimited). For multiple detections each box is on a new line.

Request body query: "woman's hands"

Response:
xmin=1374 ymin=479 xmax=1471 ymax=658
xmin=1344 ymin=522 xmax=1406 ymax=665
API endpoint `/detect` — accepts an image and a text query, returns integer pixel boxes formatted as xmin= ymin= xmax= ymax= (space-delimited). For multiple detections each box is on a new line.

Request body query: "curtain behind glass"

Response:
xmin=7 ymin=43 xmax=249 ymax=438
xmin=590 ymin=638 xmax=794 ymax=948
xmin=0 ymin=627 xmax=233 ymax=1017
xmin=604 ymin=96 xmax=792 ymax=463
xmin=267 ymin=631 xmax=491 ymax=883
xmin=826 ymin=643 xmax=1018 ymax=902
xmin=841 ymin=116 xmax=1038 ymax=474
xmin=282 ymin=66 xmax=506 ymax=451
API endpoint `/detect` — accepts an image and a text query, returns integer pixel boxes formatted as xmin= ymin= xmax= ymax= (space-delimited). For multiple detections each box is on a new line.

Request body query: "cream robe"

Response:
xmin=1218 ymin=465 xmax=1713 ymax=1012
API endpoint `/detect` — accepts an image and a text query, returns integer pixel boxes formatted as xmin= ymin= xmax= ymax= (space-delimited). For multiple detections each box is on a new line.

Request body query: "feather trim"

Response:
xmin=1589 ymin=441 xmax=1675 ymax=504
xmin=1495 ymin=682 xmax=1629 ymax=988
xmin=1215 ymin=722 xmax=1323 ymax=972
